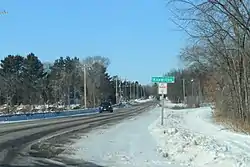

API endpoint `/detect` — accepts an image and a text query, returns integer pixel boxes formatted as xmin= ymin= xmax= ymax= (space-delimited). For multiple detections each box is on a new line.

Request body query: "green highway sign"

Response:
xmin=151 ymin=76 xmax=175 ymax=83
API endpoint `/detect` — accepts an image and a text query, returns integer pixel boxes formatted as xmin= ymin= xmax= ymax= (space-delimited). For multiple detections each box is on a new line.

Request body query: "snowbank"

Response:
xmin=127 ymin=98 xmax=153 ymax=105
xmin=149 ymin=107 xmax=250 ymax=167
xmin=163 ymin=100 xmax=187 ymax=108
xmin=0 ymin=104 xmax=82 ymax=116
xmin=134 ymin=98 xmax=153 ymax=103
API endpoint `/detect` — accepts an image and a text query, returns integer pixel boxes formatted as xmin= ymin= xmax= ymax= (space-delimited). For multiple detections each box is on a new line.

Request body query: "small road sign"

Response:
xmin=152 ymin=76 xmax=175 ymax=83
xmin=158 ymin=83 xmax=167 ymax=95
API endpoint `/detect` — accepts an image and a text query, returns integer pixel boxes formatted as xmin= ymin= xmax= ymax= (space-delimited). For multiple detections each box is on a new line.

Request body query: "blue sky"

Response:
xmin=0 ymin=0 xmax=186 ymax=84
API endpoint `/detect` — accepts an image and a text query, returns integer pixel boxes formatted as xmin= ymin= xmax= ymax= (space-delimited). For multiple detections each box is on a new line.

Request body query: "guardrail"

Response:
xmin=0 ymin=108 xmax=100 ymax=122
xmin=0 ymin=103 xmax=126 ymax=123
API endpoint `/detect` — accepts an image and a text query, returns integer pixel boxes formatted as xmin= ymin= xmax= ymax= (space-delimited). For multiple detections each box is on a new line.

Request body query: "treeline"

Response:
xmin=165 ymin=69 xmax=206 ymax=104
xmin=0 ymin=53 xmax=153 ymax=113
xmin=167 ymin=0 xmax=250 ymax=127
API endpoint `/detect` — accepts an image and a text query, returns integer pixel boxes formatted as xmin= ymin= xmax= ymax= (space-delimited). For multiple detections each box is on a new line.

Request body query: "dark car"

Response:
xmin=99 ymin=102 xmax=113 ymax=113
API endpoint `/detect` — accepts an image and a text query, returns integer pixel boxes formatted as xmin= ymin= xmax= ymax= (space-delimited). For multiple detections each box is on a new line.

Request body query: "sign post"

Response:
xmin=158 ymin=83 xmax=167 ymax=125
xmin=161 ymin=90 xmax=164 ymax=125
xmin=152 ymin=76 xmax=175 ymax=126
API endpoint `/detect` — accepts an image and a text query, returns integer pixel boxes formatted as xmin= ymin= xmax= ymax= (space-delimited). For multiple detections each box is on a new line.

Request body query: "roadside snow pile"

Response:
xmin=129 ymin=100 xmax=139 ymax=105
xmin=149 ymin=107 xmax=250 ymax=167
xmin=0 ymin=104 xmax=82 ymax=116
xmin=134 ymin=99 xmax=153 ymax=103
xmin=164 ymin=101 xmax=187 ymax=109
xmin=127 ymin=99 xmax=152 ymax=105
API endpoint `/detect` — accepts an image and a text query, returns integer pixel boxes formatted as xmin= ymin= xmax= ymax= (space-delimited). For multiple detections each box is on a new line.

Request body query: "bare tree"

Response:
xmin=168 ymin=0 xmax=250 ymax=125
xmin=82 ymin=56 xmax=110 ymax=107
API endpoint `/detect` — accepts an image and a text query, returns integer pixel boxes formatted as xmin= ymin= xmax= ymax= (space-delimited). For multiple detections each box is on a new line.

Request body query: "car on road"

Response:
xmin=99 ymin=102 xmax=113 ymax=113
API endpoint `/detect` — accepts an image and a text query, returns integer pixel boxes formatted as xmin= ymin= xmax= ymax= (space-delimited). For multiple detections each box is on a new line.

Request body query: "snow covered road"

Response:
xmin=63 ymin=107 xmax=181 ymax=167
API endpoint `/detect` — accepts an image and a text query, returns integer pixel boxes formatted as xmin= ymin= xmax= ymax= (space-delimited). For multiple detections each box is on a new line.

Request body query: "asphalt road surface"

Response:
xmin=0 ymin=101 xmax=156 ymax=167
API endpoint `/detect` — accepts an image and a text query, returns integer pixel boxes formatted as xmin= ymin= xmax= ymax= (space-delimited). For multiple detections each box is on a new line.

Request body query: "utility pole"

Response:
xmin=198 ymin=79 xmax=202 ymax=104
xmin=67 ymin=86 xmax=70 ymax=108
xmin=182 ymin=79 xmax=186 ymax=103
xmin=143 ymin=86 xmax=145 ymax=97
xmin=138 ymin=85 xmax=141 ymax=98
xmin=119 ymin=78 xmax=122 ymax=103
xmin=134 ymin=83 xmax=136 ymax=99
xmin=84 ymin=65 xmax=87 ymax=108
xmin=135 ymin=82 xmax=138 ymax=99
xmin=140 ymin=85 xmax=143 ymax=98
xmin=191 ymin=79 xmax=195 ymax=107
xmin=137 ymin=83 xmax=139 ymax=99
xmin=124 ymin=79 xmax=127 ymax=100
xmin=191 ymin=79 xmax=194 ymax=97
xmin=115 ymin=76 xmax=118 ymax=104
xmin=129 ymin=82 xmax=132 ymax=99
xmin=93 ymin=86 xmax=96 ymax=107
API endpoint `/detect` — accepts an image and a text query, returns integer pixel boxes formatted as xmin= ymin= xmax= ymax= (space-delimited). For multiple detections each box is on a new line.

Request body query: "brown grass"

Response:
xmin=213 ymin=111 xmax=250 ymax=135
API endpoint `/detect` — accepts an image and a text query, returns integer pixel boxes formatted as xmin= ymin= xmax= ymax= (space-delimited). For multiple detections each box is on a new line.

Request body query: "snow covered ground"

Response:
xmin=0 ymin=99 xmax=152 ymax=116
xmin=150 ymin=105 xmax=250 ymax=167
xmin=0 ymin=104 xmax=82 ymax=116
xmin=61 ymin=100 xmax=250 ymax=167
xmin=127 ymin=98 xmax=153 ymax=105
xmin=161 ymin=98 xmax=187 ymax=108
xmin=63 ymin=107 xmax=181 ymax=167
xmin=163 ymin=100 xmax=187 ymax=108
xmin=134 ymin=98 xmax=153 ymax=103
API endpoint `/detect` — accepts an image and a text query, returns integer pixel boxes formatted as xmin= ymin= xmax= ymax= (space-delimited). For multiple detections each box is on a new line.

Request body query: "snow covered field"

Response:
xmin=150 ymin=106 xmax=250 ymax=167
xmin=63 ymin=107 xmax=181 ymax=167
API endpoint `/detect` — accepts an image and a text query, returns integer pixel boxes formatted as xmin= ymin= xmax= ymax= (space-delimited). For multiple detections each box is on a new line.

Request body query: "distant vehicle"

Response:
xmin=99 ymin=102 xmax=113 ymax=113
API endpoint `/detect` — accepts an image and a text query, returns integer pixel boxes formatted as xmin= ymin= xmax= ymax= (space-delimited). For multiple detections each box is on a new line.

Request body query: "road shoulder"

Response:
xmin=61 ymin=107 xmax=179 ymax=167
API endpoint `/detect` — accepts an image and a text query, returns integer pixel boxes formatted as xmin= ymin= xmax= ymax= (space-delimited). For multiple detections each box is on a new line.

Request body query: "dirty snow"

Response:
xmin=64 ymin=107 xmax=181 ymax=167
xmin=150 ymin=102 xmax=250 ymax=167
